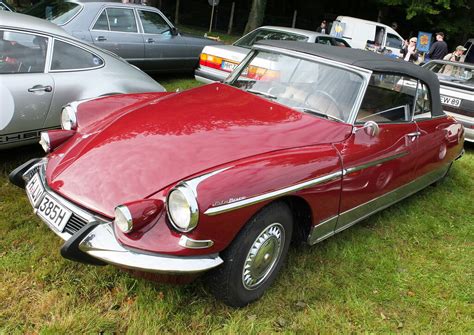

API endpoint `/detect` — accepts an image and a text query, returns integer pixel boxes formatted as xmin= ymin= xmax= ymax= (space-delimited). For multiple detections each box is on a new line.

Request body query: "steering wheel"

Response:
xmin=304 ymin=90 xmax=344 ymax=120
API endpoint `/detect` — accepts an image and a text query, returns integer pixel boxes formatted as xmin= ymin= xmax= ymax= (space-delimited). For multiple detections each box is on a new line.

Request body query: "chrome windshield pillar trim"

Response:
xmin=179 ymin=236 xmax=214 ymax=249
xmin=204 ymin=171 xmax=342 ymax=216
xmin=344 ymin=151 xmax=409 ymax=175
xmin=79 ymin=223 xmax=223 ymax=274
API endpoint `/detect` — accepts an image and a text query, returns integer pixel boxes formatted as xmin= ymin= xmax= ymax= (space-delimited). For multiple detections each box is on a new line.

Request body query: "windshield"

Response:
xmin=227 ymin=50 xmax=364 ymax=122
xmin=234 ymin=29 xmax=309 ymax=49
xmin=23 ymin=1 xmax=81 ymax=25
xmin=425 ymin=61 xmax=474 ymax=88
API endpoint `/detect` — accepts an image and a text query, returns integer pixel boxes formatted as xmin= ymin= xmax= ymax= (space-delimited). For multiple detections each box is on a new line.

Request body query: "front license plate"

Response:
xmin=221 ymin=60 xmax=237 ymax=72
xmin=26 ymin=173 xmax=45 ymax=207
xmin=440 ymin=95 xmax=461 ymax=107
xmin=37 ymin=193 xmax=72 ymax=232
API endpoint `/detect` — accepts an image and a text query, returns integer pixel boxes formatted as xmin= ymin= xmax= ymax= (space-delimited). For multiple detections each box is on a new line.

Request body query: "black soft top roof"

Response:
xmin=256 ymin=40 xmax=444 ymax=117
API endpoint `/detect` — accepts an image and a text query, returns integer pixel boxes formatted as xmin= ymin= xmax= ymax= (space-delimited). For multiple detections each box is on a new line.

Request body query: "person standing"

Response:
xmin=443 ymin=45 xmax=467 ymax=62
xmin=400 ymin=37 xmax=419 ymax=63
xmin=427 ymin=32 xmax=448 ymax=60
xmin=316 ymin=20 xmax=328 ymax=34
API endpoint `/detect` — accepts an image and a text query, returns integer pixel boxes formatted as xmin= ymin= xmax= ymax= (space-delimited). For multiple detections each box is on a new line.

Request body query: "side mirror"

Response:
xmin=170 ymin=27 xmax=179 ymax=36
xmin=353 ymin=121 xmax=380 ymax=137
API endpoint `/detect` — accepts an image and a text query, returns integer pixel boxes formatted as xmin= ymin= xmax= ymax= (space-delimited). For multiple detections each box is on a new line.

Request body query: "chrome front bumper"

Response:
xmin=13 ymin=159 xmax=223 ymax=274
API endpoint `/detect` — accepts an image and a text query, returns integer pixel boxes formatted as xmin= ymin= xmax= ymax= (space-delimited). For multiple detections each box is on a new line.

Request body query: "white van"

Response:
xmin=330 ymin=16 xmax=405 ymax=55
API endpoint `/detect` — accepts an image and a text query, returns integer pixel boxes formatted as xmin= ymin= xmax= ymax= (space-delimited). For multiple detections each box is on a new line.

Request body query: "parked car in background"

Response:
xmin=195 ymin=26 xmax=351 ymax=83
xmin=25 ymin=0 xmax=221 ymax=73
xmin=0 ymin=11 xmax=164 ymax=149
xmin=0 ymin=1 xmax=13 ymax=11
xmin=463 ymin=38 xmax=474 ymax=63
xmin=11 ymin=41 xmax=464 ymax=307
xmin=423 ymin=60 xmax=473 ymax=142
xmin=330 ymin=16 xmax=404 ymax=55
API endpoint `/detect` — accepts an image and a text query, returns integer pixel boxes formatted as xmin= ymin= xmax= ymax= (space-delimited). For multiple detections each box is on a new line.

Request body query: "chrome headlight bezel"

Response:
xmin=114 ymin=205 xmax=133 ymax=233
xmin=61 ymin=104 xmax=77 ymax=130
xmin=166 ymin=184 xmax=199 ymax=233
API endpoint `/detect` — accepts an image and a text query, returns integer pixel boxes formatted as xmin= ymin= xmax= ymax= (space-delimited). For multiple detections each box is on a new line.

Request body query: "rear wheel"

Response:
xmin=207 ymin=202 xmax=293 ymax=307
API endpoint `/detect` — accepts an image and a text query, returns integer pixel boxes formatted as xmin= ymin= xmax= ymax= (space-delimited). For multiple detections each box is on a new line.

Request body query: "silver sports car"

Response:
xmin=25 ymin=1 xmax=222 ymax=73
xmin=0 ymin=11 xmax=164 ymax=149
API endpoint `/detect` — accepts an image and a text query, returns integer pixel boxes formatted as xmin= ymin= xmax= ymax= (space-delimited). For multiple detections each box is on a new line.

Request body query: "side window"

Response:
xmin=386 ymin=33 xmax=402 ymax=49
xmin=356 ymin=73 xmax=417 ymax=123
xmin=315 ymin=37 xmax=332 ymax=46
xmin=106 ymin=8 xmax=137 ymax=33
xmin=413 ymin=82 xmax=432 ymax=120
xmin=92 ymin=10 xmax=109 ymax=31
xmin=0 ymin=30 xmax=48 ymax=74
xmin=138 ymin=10 xmax=170 ymax=34
xmin=51 ymin=40 xmax=103 ymax=71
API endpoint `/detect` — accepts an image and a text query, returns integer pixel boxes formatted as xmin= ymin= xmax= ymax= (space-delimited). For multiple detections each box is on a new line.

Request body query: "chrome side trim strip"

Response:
xmin=307 ymin=163 xmax=451 ymax=245
xmin=307 ymin=216 xmax=338 ymax=245
xmin=204 ymin=171 xmax=342 ymax=216
xmin=344 ymin=152 xmax=409 ymax=175
xmin=179 ymin=236 xmax=214 ymax=249
xmin=336 ymin=163 xmax=450 ymax=233
xmin=344 ymin=151 xmax=409 ymax=175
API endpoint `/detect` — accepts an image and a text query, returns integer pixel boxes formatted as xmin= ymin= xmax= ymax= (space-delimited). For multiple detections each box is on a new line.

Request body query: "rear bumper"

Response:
xmin=194 ymin=66 xmax=229 ymax=84
xmin=11 ymin=159 xmax=223 ymax=274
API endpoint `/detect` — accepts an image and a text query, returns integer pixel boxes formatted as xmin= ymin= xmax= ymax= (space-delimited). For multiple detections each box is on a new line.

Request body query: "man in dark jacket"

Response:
xmin=427 ymin=32 xmax=448 ymax=60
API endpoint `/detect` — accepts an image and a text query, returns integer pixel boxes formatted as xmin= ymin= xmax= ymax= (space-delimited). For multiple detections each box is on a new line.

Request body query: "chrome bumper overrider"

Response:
xmin=17 ymin=159 xmax=223 ymax=274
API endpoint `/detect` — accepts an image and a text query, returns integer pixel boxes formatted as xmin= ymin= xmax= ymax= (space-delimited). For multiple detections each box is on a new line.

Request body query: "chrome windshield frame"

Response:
xmin=224 ymin=44 xmax=373 ymax=125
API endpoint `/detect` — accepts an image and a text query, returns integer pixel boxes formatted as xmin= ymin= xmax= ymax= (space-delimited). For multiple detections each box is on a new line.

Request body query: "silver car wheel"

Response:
xmin=242 ymin=222 xmax=285 ymax=290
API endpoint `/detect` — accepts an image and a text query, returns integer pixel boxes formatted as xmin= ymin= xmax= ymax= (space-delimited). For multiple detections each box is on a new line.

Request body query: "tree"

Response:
xmin=374 ymin=0 xmax=473 ymax=44
xmin=244 ymin=0 xmax=268 ymax=34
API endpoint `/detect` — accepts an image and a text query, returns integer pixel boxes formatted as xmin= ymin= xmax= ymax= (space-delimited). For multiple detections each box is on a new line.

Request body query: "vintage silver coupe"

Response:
xmin=0 ymin=11 xmax=164 ymax=149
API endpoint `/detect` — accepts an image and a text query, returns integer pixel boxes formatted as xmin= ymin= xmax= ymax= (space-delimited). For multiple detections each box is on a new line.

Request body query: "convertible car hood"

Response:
xmin=47 ymin=83 xmax=351 ymax=217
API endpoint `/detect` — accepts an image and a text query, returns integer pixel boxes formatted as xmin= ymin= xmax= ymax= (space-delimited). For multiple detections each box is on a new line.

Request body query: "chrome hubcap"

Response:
xmin=242 ymin=223 xmax=285 ymax=290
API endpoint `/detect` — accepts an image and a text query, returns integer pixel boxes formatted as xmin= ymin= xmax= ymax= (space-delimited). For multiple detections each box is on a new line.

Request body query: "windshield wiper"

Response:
xmin=246 ymin=89 xmax=277 ymax=100
xmin=293 ymin=107 xmax=344 ymax=123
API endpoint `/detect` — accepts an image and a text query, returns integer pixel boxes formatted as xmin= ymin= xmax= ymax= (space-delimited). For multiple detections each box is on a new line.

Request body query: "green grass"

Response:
xmin=0 ymin=77 xmax=473 ymax=332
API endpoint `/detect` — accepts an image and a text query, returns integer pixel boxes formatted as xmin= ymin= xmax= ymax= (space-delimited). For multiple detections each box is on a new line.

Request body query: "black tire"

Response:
xmin=206 ymin=201 xmax=293 ymax=307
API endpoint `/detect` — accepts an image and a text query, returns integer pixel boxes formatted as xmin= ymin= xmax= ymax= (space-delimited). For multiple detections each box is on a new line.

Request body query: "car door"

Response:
xmin=137 ymin=9 xmax=190 ymax=72
xmin=334 ymin=73 xmax=420 ymax=232
xmin=89 ymin=7 xmax=144 ymax=65
xmin=0 ymin=29 xmax=54 ymax=147
xmin=43 ymin=38 xmax=106 ymax=129
xmin=412 ymin=81 xmax=458 ymax=179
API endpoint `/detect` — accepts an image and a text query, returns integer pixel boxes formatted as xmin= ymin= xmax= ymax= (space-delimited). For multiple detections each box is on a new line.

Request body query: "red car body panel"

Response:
xmin=114 ymin=145 xmax=343 ymax=255
xmin=46 ymin=83 xmax=352 ymax=219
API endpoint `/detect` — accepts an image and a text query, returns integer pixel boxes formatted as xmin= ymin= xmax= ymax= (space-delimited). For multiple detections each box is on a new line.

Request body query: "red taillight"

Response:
xmin=39 ymin=129 xmax=75 ymax=153
xmin=200 ymin=53 xmax=225 ymax=70
xmin=246 ymin=65 xmax=280 ymax=80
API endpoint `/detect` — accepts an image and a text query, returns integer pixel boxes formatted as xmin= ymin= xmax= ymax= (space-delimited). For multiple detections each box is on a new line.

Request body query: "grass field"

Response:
xmin=0 ymin=77 xmax=473 ymax=333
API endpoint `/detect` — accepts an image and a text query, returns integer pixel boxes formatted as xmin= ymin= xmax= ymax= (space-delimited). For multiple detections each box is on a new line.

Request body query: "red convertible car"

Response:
xmin=11 ymin=41 xmax=464 ymax=307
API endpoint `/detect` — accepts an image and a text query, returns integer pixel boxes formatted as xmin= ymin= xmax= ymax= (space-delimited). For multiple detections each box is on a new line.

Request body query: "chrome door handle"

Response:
xmin=146 ymin=38 xmax=154 ymax=43
xmin=28 ymin=85 xmax=52 ymax=93
xmin=96 ymin=36 xmax=107 ymax=41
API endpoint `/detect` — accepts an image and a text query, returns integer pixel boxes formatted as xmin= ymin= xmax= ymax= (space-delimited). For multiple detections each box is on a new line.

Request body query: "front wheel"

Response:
xmin=207 ymin=202 xmax=293 ymax=307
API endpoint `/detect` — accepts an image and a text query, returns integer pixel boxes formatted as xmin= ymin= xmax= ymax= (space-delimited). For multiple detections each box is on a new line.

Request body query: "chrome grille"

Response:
xmin=64 ymin=214 xmax=88 ymax=235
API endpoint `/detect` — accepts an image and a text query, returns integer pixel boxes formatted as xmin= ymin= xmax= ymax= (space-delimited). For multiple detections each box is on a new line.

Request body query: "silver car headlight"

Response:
xmin=166 ymin=185 xmax=199 ymax=232
xmin=61 ymin=104 xmax=77 ymax=130
xmin=114 ymin=205 xmax=133 ymax=233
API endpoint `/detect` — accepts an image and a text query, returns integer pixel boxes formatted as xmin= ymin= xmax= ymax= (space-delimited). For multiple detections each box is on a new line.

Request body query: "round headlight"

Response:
xmin=39 ymin=132 xmax=51 ymax=153
xmin=114 ymin=205 xmax=133 ymax=233
xmin=167 ymin=185 xmax=199 ymax=232
xmin=61 ymin=105 xmax=77 ymax=130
